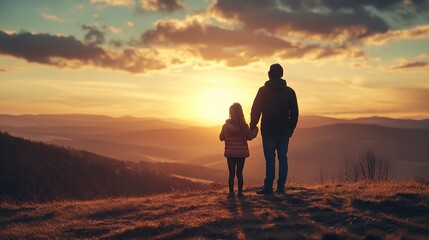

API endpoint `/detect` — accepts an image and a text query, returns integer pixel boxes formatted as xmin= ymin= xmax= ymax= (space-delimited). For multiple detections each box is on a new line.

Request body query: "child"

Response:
xmin=219 ymin=103 xmax=258 ymax=197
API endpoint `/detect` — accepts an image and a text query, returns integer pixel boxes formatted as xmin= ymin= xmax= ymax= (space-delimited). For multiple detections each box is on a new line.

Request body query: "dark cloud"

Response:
xmin=0 ymin=31 xmax=166 ymax=73
xmin=317 ymin=0 xmax=400 ymax=10
xmin=110 ymin=39 xmax=123 ymax=48
xmin=81 ymin=25 xmax=126 ymax=47
xmin=392 ymin=61 xmax=428 ymax=70
xmin=91 ymin=0 xmax=184 ymax=12
xmin=211 ymin=0 xmax=428 ymax=41
xmin=142 ymin=19 xmax=290 ymax=66
xmin=142 ymin=20 xmax=290 ymax=49
xmin=0 ymin=31 xmax=103 ymax=64
xmin=317 ymin=0 xmax=429 ymax=11
xmin=81 ymin=24 xmax=105 ymax=45
xmin=279 ymin=0 xmax=429 ymax=12
xmin=317 ymin=0 xmax=429 ymax=24
xmin=141 ymin=19 xmax=364 ymax=66
xmin=138 ymin=0 xmax=184 ymax=13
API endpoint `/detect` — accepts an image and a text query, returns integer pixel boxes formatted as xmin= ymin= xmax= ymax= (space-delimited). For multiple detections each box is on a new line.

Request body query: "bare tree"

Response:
xmin=377 ymin=156 xmax=389 ymax=181
xmin=340 ymin=153 xmax=352 ymax=182
xmin=352 ymin=161 xmax=360 ymax=182
xmin=357 ymin=149 xmax=390 ymax=181
xmin=340 ymin=149 xmax=390 ymax=182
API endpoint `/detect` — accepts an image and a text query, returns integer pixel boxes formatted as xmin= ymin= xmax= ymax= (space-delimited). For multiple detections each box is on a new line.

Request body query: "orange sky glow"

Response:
xmin=1 ymin=0 xmax=429 ymax=125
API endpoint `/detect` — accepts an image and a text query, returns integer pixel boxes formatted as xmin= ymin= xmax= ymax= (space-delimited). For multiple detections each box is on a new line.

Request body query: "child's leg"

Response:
xmin=236 ymin=158 xmax=245 ymax=193
xmin=227 ymin=158 xmax=237 ymax=193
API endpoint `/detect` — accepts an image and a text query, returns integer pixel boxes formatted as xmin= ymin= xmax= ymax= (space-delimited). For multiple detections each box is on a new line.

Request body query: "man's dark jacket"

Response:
xmin=250 ymin=78 xmax=299 ymax=137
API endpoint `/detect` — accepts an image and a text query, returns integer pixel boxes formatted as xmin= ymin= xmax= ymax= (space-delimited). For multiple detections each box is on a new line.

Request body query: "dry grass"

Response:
xmin=1 ymin=181 xmax=428 ymax=239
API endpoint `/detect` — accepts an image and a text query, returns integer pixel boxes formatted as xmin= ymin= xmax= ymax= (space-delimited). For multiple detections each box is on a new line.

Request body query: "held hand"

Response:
xmin=251 ymin=127 xmax=259 ymax=136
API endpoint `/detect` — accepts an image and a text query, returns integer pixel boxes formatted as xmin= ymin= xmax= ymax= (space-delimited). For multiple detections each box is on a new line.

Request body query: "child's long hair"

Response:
xmin=229 ymin=103 xmax=248 ymax=134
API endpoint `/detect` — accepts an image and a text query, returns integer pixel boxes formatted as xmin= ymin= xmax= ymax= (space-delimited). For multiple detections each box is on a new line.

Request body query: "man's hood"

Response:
xmin=264 ymin=78 xmax=287 ymax=91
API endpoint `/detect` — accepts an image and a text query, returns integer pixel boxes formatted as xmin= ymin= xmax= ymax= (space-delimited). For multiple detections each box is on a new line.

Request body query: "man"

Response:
xmin=250 ymin=63 xmax=299 ymax=195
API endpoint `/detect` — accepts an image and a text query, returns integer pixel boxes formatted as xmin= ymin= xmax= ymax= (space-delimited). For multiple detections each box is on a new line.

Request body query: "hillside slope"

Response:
xmin=0 ymin=132 xmax=224 ymax=202
xmin=0 ymin=181 xmax=428 ymax=239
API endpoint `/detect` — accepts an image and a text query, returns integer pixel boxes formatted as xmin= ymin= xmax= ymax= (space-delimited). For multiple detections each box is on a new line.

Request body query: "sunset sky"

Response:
xmin=1 ymin=0 xmax=428 ymax=125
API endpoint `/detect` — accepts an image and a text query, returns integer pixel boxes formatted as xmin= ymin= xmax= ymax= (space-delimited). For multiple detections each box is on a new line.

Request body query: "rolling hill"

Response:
xmin=196 ymin=123 xmax=429 ymax=182
xmin=0 ymin=132 xmax=225 ymax=202
xmin=1 ymin=114 xmax=428 ymax=183
xmin=0 ymin=114 xmax=190 ymax=130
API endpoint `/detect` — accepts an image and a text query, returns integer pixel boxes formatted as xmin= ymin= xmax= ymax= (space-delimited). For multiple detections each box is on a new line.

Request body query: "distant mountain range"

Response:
xmin=1 ymin=114 xmax=428 ymax=184
xmin=293 ymin=115 xmax=429 ymax=129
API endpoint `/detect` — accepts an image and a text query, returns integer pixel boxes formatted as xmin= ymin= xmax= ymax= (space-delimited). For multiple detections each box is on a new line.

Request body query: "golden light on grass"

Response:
xmin=1 ymin=181 xmax=428 ymax=239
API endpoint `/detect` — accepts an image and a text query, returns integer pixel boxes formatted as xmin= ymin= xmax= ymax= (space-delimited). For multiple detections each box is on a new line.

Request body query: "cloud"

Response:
xmin=391 ymin=60 xmax=428 ymax=70
xmin=141 ymin=18 xmax=365 ymax=66
xmin=89 ymin=0 xmax=133 ymax=7
xmin=365 ymin=25 xmax=429 ymax=45
xmin=0 ymin=67 xmax=6 ymax=72
xmin=316 ymin=0 xmax=429 ymax=11
xmin=210 ymin=0 xmax=429 ymax=42
xmin=105 ymin=26 xmax=122 ymax=34
xmin=0 ymin=31 xmax=103 ymax=64
xmin=141 ymin=0 xmax=184 ymax=12
xmin=90 ymin=0 xmax=184 ymax=12
xmin=81 ymin=25 xmax=106 ymax=45
xmin=42 ymin=13 xmax=67 ymax=23
xmin=210 ymin=0 xmax=388 ymax=41
xmin=0 ymin=31 xmax=167 ymax=74
xmin=3 ymin=1 xmax=427 ymax=72
xmin=81 ymin=25 xmax=123 ymax=46
xmin=110 ymin=40 xmax=123 ymax=48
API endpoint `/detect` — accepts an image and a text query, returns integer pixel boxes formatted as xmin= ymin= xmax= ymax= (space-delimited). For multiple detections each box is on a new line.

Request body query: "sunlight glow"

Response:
xmin=194 ymin=87 xmax=242 ymax=125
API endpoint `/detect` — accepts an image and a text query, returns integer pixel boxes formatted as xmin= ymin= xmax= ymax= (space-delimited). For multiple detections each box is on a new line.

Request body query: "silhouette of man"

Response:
xmin=250 ymin=63 xmax=299 ymax=195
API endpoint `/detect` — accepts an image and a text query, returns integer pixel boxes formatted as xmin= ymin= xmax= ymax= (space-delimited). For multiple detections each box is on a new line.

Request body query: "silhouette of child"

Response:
xmin=220 ymin=103 xmax=258 ymax=198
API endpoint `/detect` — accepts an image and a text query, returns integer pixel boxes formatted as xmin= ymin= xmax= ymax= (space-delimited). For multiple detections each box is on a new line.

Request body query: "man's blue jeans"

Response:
xmin=262 ymin=135 xmax=290 ymax=190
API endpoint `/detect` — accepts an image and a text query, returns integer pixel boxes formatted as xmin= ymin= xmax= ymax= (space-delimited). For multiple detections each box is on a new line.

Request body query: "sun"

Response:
xmin=195 ymin=87 xmax=241 ymax=125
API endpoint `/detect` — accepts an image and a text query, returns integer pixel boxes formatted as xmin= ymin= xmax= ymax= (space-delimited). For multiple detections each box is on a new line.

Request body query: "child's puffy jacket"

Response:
xmin=219 ymin=120 xmax=258 ymax=158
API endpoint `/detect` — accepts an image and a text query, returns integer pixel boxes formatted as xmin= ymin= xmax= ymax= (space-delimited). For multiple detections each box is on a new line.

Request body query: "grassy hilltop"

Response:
xmin=1 ymin=181 xmax=428 ymax=239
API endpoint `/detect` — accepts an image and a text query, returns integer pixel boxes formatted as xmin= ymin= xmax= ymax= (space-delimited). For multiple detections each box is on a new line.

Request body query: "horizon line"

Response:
xmin=1 ymin=112 xmax=428 ymax=123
